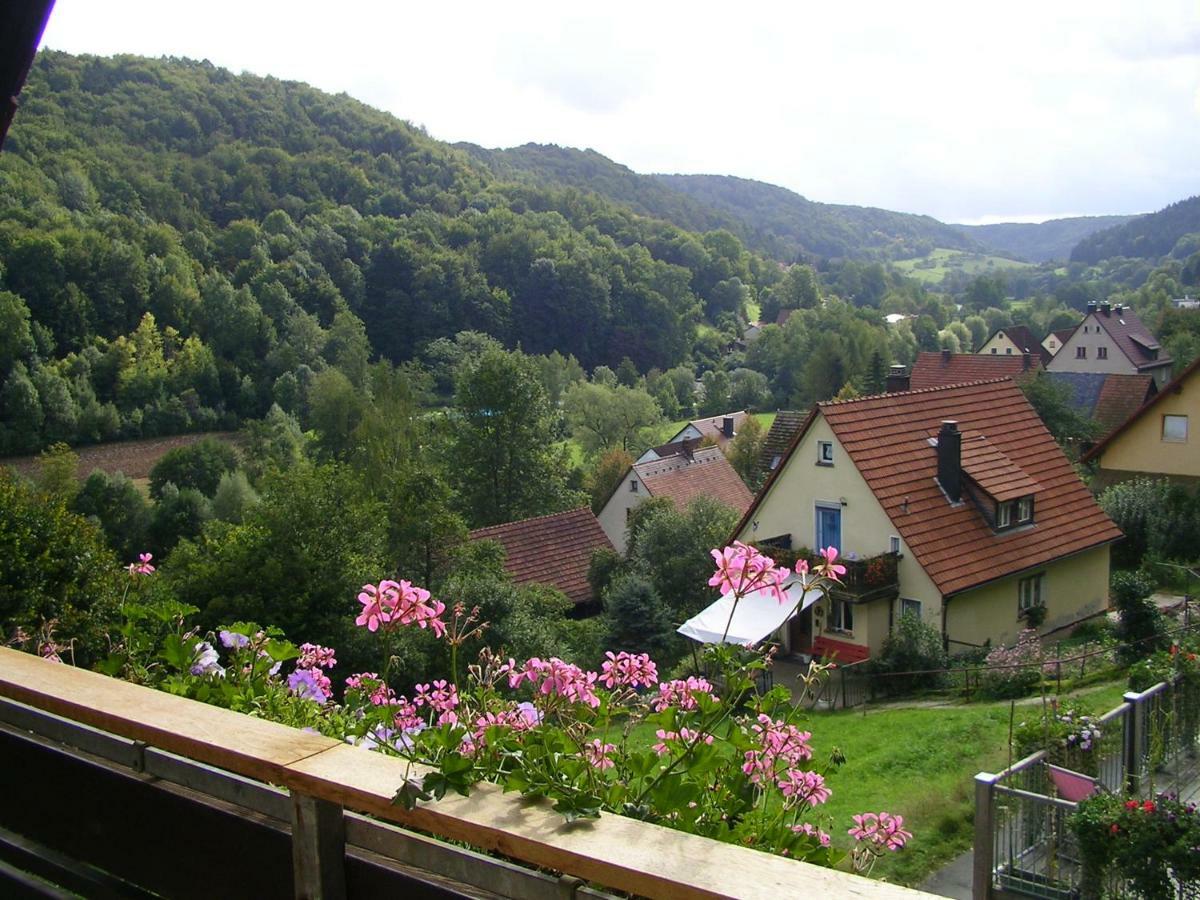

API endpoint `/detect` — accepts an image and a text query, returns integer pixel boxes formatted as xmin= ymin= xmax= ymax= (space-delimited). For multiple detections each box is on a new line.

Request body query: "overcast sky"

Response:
xmin=39 ymin=0 xmax=1200 ymax=224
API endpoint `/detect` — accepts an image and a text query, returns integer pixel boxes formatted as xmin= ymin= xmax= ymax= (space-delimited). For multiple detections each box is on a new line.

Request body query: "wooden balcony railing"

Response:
xmin=0 ymin=647 xmax=936 ymax=899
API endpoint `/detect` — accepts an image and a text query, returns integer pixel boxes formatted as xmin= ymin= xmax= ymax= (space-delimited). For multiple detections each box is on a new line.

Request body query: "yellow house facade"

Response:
xmin=1083 ymin=356 xmax=1200 ymax=490
xmin=734 ymin=380 xmax=1121 ymax=661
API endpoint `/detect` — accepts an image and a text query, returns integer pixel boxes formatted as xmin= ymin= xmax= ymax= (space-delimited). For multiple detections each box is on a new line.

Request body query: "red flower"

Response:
xmin=1110 ymin=823 xmax=1120 ymax=834
xmin=1125 ymin=800 xmax=1140 ymax=809
xmin=1143 ymin=800 xmax=1155 ymax=812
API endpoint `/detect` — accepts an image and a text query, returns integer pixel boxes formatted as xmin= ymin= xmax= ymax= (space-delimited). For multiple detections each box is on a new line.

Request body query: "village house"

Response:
xmin=733 ymin=379 xmax=1121 ymax=662
xmin=468 ymin=507 xmax=615 ymax=609
xmin=1046 ymin=301 xmax=1174 ymax=388
xmin=599 ymin=446 xmax=752 ymax=554
xmin=977 ymin=325 xmax=1052 ymax=365
xmin=1043 ymin=372 xmax=1157 ymax=444
xmin=1042 ymin=327 xmax=1075 ymax=359
xmin=1081 ymin=355 xmax=1200 ymax=490
xmin=635 ymin=411 xmax=749 ymax=463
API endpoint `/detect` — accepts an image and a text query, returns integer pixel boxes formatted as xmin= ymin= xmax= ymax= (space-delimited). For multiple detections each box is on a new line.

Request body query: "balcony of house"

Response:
xmin=758 ymin=544 xmax=901 ymax=604
xmin=0 ymin=647 xmax=936 ymax=900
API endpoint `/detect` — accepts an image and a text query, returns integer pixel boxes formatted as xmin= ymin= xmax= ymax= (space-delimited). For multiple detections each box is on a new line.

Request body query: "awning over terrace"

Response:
xmin=677 ymin=574 xmax=822 ymax=646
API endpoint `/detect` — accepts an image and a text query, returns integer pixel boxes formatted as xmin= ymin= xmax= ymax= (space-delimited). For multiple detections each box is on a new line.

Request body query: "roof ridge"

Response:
xmin=819 ymin=377 xmax=1014 ymax=407
xmin=469 ymin=505 xmax=593 ymax=535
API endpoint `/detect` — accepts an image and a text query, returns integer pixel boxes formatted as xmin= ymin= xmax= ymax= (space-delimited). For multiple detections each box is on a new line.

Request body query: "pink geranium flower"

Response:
xmin=128 ymin=552 xmax=155 ymax=576
xmin=816 ymin=547 xmax=846 ymax=580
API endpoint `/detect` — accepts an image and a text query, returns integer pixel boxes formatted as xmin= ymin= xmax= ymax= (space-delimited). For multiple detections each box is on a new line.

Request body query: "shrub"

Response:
xmin=1014 ymin=702 xmax=1104 ymax=775
xmin=603 ymin=573 xmax=679 ymax=662
xmin=979 ymin=629 xmax=1043 ymax=699
xmin=1111 ymin=569 xmax=1165 ymax=664
xmin=149 ymin=437 xmax=239 ymax=500
xmin=867 ymin=612 xmax=948 ymax=695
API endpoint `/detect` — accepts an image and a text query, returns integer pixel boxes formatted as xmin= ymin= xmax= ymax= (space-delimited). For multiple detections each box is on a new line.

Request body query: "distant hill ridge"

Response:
xmin=1070 ymin=195 xmax=1200 ymax=264
xmin=952 ymin=215 xmax=1138 ymax=263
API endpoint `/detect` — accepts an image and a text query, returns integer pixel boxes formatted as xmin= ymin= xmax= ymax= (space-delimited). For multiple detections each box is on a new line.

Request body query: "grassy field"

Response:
xmin=617 ymin=678 xmax=1128 ymax=886
xmin=894 ymin=247 xmax=1035 ymax=285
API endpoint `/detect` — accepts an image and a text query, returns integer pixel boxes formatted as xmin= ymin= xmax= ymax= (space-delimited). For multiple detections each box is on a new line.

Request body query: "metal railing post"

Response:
xmin=973 ymin=772 xmax=999 ymax=899
xmin=291 ymin=792 xmax=347 ymax=900
xmin=1123 ymin=691 xmax=1142 ymax=795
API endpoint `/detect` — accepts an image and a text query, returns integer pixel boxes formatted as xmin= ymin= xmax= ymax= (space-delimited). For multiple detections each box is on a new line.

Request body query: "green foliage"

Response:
xmin=626 ymin=496 xmax=740 ymax=619
xmin=1020 ymin=371 xmax=1099 ymax=447
xmin=584 ymin=447 xmax=634 ymax=514
xmin=725 ymin=415 xmax=765 ymax=486
xmin=867 ymin=612 xmax=949 ymax=695
xmin=563 ymin=381 xmax=664 ymax=456
xmin=211 ymin=470 xmax=260 ymax=524
xmin=0 ymin=468 xmax=125 ymax=665
xmin=603 ymin=573 xmax=679 ymax=661
xmin=1071 ymin=194 xmax=1200 ymax=264
xmin=148 ymin=437 xmax=239 ymax=500
xmin=71 ymin=469 xmax=151 ymax=560
xmin=450 ymin=346 xmax=583 ymax=527
xmin=1111 ymin=569 xmax=1166 ymax=664
xmin=1069 ymin=792 xmax=1200 ymax=900
xmin=150 ymin=483 xmax=212 ymax=556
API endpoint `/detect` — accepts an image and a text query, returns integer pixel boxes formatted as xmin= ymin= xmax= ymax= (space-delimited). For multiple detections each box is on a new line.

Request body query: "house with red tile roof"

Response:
xmin=907 ymin=350 xmax=1040 ymax=390
xmin=598 ymin=446 xmax=753 ymax=554
xmin=1081 ymin=355 xmax=1200 ymax=491
xmin=1046 ymin=301 xmax=1174 ymax=388
xmin=637 ymin=411 xmax=749 ymax=463
xmin=468 ymin=507 xmax=615 ymax=607
xmin=733 ymin=380 xmax=1121 ymax=661
xmin=978 ymin=325 xmax=1052 ymax=365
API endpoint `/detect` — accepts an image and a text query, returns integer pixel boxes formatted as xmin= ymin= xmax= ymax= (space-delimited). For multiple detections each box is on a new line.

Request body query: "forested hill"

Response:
xmin=1070 ymin=195 xmax=1200 ymax=264
xmin=459 ymin=142 xmax=981 ymax=262
xmin=952 ymin=215 xmax=1136 ymax=263
xmin=654 ymin=173 xmax=980 ymax=261
xmin=0 ymin=50 xmax=788 ymax=454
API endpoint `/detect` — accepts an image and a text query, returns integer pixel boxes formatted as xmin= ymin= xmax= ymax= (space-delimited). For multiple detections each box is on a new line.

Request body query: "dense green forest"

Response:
xmin=952 ymin=215 xmax=1136 ymax=264
xmin=0 ymin=51 xmax=799 ymax=453
xmin=1071 ymin=196 xmax=1200 ymax=265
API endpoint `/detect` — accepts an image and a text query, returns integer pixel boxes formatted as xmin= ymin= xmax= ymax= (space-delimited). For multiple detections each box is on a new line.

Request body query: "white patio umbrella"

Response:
xmin=676 ymin=573 xmax=823 ymax=646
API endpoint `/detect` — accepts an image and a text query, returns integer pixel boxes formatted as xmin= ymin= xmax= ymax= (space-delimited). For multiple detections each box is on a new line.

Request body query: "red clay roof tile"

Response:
xmin=469 ymin=507 xmax=614 ymax=606
xmin=909 ymin=352 xmax=1039 ymax=390
xmin=636 ymin=446 xmax=753 ymax=515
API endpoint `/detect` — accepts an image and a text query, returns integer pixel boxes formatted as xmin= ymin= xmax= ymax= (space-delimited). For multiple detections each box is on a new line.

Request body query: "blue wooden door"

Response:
xmin=816 ymin=506 xmax=841 ymax=552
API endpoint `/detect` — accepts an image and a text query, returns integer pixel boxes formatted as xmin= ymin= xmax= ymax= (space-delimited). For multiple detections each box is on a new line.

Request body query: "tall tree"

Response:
xmin=449 ymin=347 xmax=583 ymax=527
xmin=562 ymin=381 xmax=664 ymax=455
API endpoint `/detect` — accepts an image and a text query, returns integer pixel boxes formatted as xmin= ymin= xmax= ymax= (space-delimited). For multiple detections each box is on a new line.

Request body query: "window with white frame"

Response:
xmin=629 ymin=479 xmax=639 ymax=492
xmin=1163 ymin=415 xmax=1188 ymax=443
xmin=901 ymin=598 xmax=921 ymax=619
xmin=1017 ymin=496 xmax=1033 ymax=523
xmin=830 ymin=597 xmax=853 ymax=632
xmin=997 ymin=500 xmax=1014 ymax=529
xmin=890 ymin=535 xmax=902 ymax=555
xmin=1018 ymin=574 xmax=1043 ymax=614
xmin=817 ymin=440 xmax=834 ymax=465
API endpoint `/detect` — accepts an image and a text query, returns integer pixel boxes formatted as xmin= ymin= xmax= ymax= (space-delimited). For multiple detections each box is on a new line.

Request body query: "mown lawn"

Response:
xmin=616 ymin=678 xmax=1129 ymax=886
xmin=893 ymin=247 xmax=1034 ymax=285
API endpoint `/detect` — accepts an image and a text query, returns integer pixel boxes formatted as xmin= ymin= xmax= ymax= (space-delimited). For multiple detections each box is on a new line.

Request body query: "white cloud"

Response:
xmin=39 ymin=0 xmax=1200 ymax=222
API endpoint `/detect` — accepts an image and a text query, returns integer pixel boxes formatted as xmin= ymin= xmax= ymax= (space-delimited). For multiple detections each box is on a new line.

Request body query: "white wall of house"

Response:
xmin=596 ymin=468 xmax=649 ymax=554
xmin=1047 ymin=313 xmax=1172 ymax=387
xmin=1042 ymin=333 xmax=1064 ymax=357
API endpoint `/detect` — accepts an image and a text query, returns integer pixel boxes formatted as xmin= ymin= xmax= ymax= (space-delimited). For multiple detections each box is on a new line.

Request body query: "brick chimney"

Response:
xmin=1022 ymin=351 xmax=1032 ymax=370
xmin=941 ymin=348 xmax=952 ymax=362
xmin=885 ymin=365 xmax=910 ymax=393
xmin=722 ymin=416 xmax=735 ymax=438
xmin=937 ymin=420 xmax=962 ymax=503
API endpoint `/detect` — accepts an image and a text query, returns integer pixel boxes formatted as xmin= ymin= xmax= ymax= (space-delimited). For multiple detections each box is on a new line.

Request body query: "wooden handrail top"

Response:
xmin=0 ymin=647 xmax=935 ymax=899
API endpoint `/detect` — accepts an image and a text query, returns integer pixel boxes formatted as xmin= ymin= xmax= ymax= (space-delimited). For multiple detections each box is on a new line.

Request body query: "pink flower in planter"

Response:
xmin=356 ymin=579 xmax=447 ymax=637
xmin=777 ymin=768 xmax=830 ymax=807
xmin=709 ymin=542 xmax=788 ymax=603
xmin=600 ymin=651 xmax=658 ymax=689
xmin=791 ymin=822 xmax=832 ymax=846
xmin=583 ymin=739 xmax=617 ymax=770
xmin=297 ymin=643 xmax=337 ymax=670
xmin=849 ymin=812 xmax=911 ymax=851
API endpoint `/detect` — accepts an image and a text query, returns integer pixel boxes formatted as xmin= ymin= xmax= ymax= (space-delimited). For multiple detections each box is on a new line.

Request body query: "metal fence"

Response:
xmin=974 ymin=674 xmax=1200 ymax=899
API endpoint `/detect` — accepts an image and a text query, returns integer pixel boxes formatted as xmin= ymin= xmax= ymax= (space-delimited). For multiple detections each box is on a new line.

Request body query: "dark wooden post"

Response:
xmin=291 ymin=792 xmax=346 ymax=900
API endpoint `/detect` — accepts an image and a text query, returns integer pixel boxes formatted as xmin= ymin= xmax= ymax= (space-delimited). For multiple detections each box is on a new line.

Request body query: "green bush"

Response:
xmin=867 ymin=612 xmax=949 ymax=695
xmin=1111 ymin=569 xmax=1166 ymax=664
xmin=149 ymin=437 xmax=239 ymax=500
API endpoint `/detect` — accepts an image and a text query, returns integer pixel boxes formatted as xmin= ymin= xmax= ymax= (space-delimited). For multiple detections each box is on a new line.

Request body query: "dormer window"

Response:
xmin=997 ymin=495 xmax=1034 ymax=531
